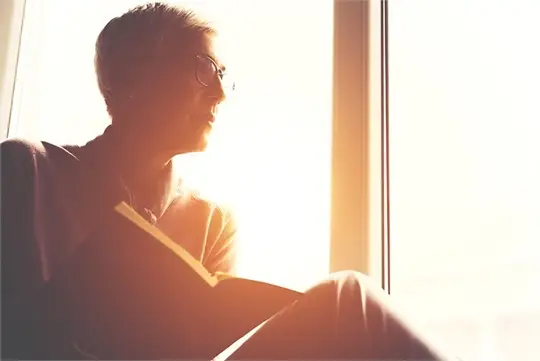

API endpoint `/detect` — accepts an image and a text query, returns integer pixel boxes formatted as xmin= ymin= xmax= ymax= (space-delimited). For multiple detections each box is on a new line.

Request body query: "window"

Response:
xmin=388 ymin=1 xmax=540 ymax=360
xmin=8 ymin=0 xmax=334 ymax=291
xmin=0 ymin=0 xmax=25 ymax=139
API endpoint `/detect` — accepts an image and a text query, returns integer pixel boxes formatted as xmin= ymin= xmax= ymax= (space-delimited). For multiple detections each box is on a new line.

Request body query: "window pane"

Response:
xmin=388 ymin=1 xmax=540 ymax=360
xmin=10 ymin=0 xmax=333 ymax=291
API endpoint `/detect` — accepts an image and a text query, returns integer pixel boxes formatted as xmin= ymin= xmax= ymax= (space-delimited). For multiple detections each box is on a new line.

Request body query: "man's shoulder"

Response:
xmin=176 ymin=187 xmax=234 ymax=222
xmin=160 ymin=186 xmax=236 ymax=237
xmin=1 ymin=137 xmax=43 ymax=158
xmin=1 ymin=137 xmax=87 ymax=203
xmin=1 ymin=137 xmax=80 ymax=166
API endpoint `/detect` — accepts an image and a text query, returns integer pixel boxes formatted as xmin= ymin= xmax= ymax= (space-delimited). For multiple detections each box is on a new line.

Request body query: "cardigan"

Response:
xmin=1 ymin=134 xmax=236 ymax=358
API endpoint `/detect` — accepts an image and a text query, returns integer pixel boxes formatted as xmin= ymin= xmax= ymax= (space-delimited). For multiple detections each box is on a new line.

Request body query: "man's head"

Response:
xmin=95 ymin=2 xmax=230 ymax=159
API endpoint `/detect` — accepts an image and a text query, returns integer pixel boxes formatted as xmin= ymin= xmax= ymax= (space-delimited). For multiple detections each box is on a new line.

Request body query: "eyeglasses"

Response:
xmin=195 ymin=54 xmax=235 ymax=91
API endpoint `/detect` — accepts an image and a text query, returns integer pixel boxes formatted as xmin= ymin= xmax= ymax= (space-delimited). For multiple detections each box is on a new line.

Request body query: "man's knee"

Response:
xmin=328 ymin=269 xmax=371 ymax=286
xmin=306 ymin=270 xmax=375 ymax=297
xmin=302 ymin=270 xmax=392 ymax=324
xmin=299 ymin=271 xmax=372 ymax=313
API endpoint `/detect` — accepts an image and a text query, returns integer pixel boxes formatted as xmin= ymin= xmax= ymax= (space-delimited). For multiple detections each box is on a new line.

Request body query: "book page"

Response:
xmin=114 ymin=201 xmax=219 ymax=287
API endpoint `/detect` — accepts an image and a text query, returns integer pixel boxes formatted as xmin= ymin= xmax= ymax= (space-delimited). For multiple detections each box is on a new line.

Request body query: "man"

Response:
xmin=1 ymin=2 xmax=453 ymax=360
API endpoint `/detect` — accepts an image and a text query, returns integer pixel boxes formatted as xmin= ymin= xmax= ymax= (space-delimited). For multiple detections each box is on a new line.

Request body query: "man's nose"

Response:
xmin=209 ymin=77 xmax=227 ymax=104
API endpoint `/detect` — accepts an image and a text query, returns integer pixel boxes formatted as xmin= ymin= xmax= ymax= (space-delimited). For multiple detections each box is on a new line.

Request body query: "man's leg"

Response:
xmin=216 ymin=271 xmax=455 ymax=361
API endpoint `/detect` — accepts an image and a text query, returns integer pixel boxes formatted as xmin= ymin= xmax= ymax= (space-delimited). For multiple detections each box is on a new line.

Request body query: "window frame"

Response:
xmin=330 ymin=0 xmax=385 ymax=289
xmin=0 ymin=0 xmax=26 ymax=140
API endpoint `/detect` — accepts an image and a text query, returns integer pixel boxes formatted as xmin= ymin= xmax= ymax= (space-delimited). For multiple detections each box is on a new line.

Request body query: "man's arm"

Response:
xmin=158 ymin=193 xmax=238 ymax=275
xmin=1 ymin=139 xmax=56 ymax=359
xmin=1 ymin=139 xmax=43 ymax=295
xmin=203 ymin=205 xmax=237 ymax=275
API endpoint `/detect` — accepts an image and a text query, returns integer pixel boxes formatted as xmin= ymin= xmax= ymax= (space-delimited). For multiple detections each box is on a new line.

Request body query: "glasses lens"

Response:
xmin=196 ymin=56 xmax=235 ymax=91
xmin=196 ymin=56 xmax=216 ymax=86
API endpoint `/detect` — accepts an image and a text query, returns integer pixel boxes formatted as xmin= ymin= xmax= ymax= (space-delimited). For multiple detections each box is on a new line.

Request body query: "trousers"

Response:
xmin=5 ymin=269 xmax=457 ymax=360
xmin=172 ymin=271 xmax=454 ymax=360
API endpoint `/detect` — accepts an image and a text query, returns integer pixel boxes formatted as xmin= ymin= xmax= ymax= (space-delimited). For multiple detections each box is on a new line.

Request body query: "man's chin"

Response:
xmin=170 ymin=136 xmax=209 ymax=155
xmin=189 ymin=141 xmax=209 ymax=153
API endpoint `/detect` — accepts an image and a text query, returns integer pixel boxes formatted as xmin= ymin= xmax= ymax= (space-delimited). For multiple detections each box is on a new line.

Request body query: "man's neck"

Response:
xmin=83 ymin=125 xmax=172 ymax=184
xmin=82 ymin=125 xmax=179 ymax=217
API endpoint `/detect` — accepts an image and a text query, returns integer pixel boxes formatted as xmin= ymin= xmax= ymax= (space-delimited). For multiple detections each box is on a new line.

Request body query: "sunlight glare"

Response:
xmin=14 ymin=0 xmax=333 ymax=292
xmin=173 ymin=1 xmax=334 ymax=291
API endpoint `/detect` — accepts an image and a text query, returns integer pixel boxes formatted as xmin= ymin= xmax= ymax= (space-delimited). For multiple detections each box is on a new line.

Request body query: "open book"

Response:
xmin=63 ymin=201 xmax=302 ymax=359
xmin=114 ymin=201 xmax=222 ymax=287
xmin=113 ymin=201 xmax=303 ymax=294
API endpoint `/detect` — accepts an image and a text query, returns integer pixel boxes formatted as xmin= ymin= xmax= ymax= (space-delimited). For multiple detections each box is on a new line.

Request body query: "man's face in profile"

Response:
xmin=147 ymin=32 xmax=229 ymax=157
